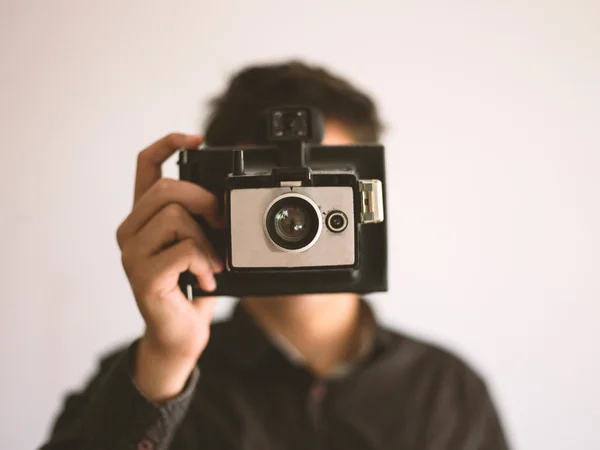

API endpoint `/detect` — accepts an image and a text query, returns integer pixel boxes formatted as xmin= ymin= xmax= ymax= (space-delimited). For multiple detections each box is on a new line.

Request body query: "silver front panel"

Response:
xmin=229 ymin=186 xmax=355 ymax=268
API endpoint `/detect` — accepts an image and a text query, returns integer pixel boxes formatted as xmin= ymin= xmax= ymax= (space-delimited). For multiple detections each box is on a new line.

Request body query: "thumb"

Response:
xmin=191 ymin=296 xmax=218 ymax=318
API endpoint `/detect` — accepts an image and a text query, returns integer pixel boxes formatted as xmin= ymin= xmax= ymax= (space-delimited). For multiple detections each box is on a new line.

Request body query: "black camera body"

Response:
xmin=178 ymin=106 xmax=387 ymax=298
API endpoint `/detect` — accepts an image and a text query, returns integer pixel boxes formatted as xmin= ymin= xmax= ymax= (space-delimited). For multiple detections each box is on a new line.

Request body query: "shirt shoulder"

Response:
xmin=377 ymin=326 xmax=492 ymax=396
xmin=379 ymin=328 xmax=509 ymax=447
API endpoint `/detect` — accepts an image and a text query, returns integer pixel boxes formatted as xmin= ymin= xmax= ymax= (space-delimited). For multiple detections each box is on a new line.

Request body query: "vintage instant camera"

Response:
xmin=178 ymin=106 xmax=387 ymax=297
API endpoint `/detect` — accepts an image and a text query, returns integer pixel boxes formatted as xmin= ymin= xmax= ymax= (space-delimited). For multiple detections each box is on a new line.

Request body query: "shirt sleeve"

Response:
xmin=419 ymin=347 xmax=512 ymax=450
xmin=472 ymin=383 xmax=511 ymax=450
xmin=38 ymin=339 xmax=199 ymax=450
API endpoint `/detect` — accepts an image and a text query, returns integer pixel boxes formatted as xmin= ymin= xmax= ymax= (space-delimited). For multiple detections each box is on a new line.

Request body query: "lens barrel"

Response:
xmin=264 ymin=194 xmax=322 ymax=252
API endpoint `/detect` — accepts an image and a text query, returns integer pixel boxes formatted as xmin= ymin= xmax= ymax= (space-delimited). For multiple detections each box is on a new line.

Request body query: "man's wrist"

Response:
xmin=133 ymin=336 xmax=199 ymax=404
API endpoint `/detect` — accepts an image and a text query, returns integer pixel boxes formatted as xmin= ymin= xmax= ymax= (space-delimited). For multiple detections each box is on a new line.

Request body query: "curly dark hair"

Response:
xmin=203 ymin=60 xmax=383 ymax=146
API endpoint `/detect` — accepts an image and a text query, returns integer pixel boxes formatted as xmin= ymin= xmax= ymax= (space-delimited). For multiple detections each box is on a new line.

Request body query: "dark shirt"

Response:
xmin=40 ymin=301 xmax=510 ymax=450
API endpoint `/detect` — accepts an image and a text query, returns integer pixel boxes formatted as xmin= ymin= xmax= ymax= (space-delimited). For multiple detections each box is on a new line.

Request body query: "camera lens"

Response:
xmin=265 ymin=194 xmax=322 ymax=252
xmin=326 ymin=211 xmax=348 ymax=233
xmin=274 ymin=207 xmax=310 ymax=242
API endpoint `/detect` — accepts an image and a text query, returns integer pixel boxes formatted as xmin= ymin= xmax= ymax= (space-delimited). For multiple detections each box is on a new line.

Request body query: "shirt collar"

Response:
xmin=219 ymin=298 xmax=389 ymax=378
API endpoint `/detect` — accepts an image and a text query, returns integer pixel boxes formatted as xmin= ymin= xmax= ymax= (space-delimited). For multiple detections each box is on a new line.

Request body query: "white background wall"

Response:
xmin=1 ymin=1 xmax=598 ymax=449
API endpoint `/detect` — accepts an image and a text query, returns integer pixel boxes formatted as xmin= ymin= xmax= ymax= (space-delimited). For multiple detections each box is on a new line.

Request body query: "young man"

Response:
xmin=40 ymin=61 xmax=509 ymax=450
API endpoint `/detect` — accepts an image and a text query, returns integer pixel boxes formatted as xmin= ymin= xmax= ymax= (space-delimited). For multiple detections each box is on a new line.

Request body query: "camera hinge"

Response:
xmin=359 ymin=180 xmax=384 ymax=224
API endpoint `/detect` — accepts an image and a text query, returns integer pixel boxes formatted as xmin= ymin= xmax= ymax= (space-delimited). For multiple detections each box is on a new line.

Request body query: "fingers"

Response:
xmin=126 ymin=203 xmax=223 ymax=272
xmin=147 ymin=239 xmax=217 ymax=293
xmin=117 ymin=178 xmax=224 ymax=249
xmin=134 ymin=133 xmax=203 ymax=204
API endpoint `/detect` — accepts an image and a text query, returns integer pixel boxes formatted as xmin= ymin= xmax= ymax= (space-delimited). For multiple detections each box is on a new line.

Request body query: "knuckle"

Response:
xmin=115 ymin=225 xmax=124 ymax=248
xmin=154 ymin=177 xmax=176 ymax=197
xmin=136 ymin=148 xmax=146 ymax=164
xmin=115 ymin=219 xmax=130 ymax=248
xmin=162 ymin=202 xmax=186 ymax=222
xmin=136 ymin=146 xmax=153 ymax=166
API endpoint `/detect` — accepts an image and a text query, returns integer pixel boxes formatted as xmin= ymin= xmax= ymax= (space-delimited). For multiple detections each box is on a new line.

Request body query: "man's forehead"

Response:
xmin=322 ymin=122 xmax=355 ymax=145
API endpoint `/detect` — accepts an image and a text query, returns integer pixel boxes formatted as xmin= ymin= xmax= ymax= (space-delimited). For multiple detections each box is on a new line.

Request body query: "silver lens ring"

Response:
xmin=264 ymin=193 xmax=323 ymax=253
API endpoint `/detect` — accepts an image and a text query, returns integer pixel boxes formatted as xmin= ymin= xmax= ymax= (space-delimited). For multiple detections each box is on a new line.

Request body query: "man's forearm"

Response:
xmin=39 ymin=340 xmax=199 ymax=450
xmin=134 ymin=335 xmax=200 ymax=404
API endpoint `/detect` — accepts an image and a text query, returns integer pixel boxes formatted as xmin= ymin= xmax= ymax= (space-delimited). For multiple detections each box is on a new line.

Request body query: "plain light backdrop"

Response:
xmin=1 ymin=1 xmax=599 ymax=449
